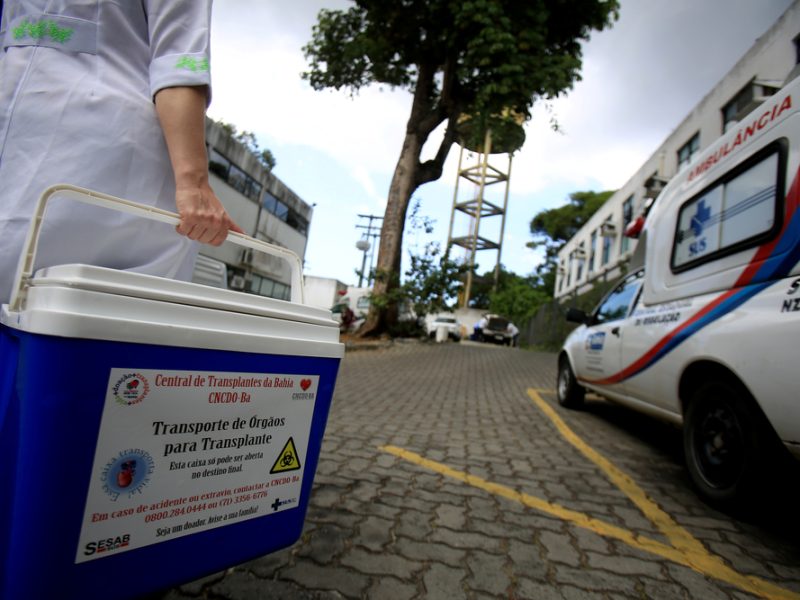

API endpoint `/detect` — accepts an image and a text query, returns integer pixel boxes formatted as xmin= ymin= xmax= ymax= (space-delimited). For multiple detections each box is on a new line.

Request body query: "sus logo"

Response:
xmin=586 ymin=332 xmax=606 ymax=352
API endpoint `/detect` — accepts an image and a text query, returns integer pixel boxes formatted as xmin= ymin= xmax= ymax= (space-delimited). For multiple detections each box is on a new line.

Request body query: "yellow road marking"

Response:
xmin=527 ymin=389 xmax=707 ymax=556
xmin=378 ymin=390 xmax=800 ymax=600
xmin=380 ymin=444 xmax=688 ymax=562
xmin=525 ymin=389 xmax=800 ymax=599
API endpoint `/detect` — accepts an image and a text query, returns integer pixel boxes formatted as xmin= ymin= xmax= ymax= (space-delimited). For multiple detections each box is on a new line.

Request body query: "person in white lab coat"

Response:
xmin=0 ymin=0 xmax=243 ymax=304
xmin=507 ymin=322 xmax=519 ymax=347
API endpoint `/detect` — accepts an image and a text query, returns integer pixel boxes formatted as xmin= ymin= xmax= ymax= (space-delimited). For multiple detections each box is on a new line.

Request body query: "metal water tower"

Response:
xmin=447 ymin=112 xmax=525 ymax=307
xmin=355 ymin=239 xmax=370 ymax=287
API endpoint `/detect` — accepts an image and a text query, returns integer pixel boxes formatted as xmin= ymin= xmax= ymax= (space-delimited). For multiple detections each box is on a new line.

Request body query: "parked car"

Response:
xmin=558 ymin=81 xmax=800 ymax=508
xmin=427 ymin=315 xmax=462 ymax=341
xmin=474 ymin=314 xmax=514 ymax=345
xmin=331 ymin=302 xmax=363 ymax=333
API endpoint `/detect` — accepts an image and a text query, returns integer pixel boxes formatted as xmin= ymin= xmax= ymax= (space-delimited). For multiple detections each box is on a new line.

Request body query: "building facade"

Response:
xmin=199 ymin=119 xmax=313 ymax=300
xmin=555 ymin=1 xmax=800 ymax=300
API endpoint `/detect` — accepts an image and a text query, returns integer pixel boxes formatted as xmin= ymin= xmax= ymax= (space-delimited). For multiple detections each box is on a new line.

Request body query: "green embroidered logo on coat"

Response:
xmin=12 ymin=19 xmax=74 ymax=44
xmin=175 ymin=56 xmax=209 ymax=72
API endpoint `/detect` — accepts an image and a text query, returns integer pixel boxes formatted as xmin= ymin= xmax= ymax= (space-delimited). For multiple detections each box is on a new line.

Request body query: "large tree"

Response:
xmin=303 ymin=0 xmax=619 ymax=336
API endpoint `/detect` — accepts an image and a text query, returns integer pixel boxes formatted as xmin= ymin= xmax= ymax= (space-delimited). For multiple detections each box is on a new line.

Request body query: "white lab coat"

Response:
xmin=0 ymin=0 xmax=214 ymax=303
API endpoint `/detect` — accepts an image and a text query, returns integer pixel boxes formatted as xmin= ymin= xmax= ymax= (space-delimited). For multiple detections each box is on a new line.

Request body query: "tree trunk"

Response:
xmin=358 ymin=131 xmax=422 ymax=336
xmin=356 ymin=62 xmax=458 ymax=338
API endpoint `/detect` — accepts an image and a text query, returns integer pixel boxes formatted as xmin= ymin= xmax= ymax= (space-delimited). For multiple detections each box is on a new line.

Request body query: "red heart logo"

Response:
xmin=300 ymin=379 xmax=312 ymax=391
xmin=117 ymin=471 xmax=133 ymax=488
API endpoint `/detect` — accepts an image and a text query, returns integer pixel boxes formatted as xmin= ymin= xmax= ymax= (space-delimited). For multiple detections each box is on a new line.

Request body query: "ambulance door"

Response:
xmin=576 ymin=272 xmax=643 ymax=392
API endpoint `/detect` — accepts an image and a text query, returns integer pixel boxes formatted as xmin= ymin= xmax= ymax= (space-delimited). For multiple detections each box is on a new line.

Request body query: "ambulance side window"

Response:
xmin=594 ymin=271 xmax=643 ymax=324
xmin=671 ymin=140 xmax=785 ymax=272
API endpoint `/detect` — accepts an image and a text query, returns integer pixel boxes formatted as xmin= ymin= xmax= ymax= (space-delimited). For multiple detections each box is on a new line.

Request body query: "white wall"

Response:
xmin=304 ymin=276 xmax=347 ymax=310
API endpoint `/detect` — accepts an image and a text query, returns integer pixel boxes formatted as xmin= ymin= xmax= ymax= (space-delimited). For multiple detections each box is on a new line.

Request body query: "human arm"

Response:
xmin=145 ymin=0 xmax=241 ymax=245
xmin=154 ymin=86 xmax=244 ymax=246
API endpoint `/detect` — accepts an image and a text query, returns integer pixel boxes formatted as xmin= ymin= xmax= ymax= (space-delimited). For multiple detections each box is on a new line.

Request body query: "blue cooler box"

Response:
xmin=0 ymin=188 xmax=344 ymax=599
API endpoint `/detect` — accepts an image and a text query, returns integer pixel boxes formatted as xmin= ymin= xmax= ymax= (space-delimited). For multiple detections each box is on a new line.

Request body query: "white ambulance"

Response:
xmin=558 ymin=76 xmax=800 ymax=507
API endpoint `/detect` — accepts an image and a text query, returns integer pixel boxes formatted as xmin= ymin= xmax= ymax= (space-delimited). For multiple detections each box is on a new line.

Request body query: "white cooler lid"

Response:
xmin=2 ymin=265 xmax=344 ymax=358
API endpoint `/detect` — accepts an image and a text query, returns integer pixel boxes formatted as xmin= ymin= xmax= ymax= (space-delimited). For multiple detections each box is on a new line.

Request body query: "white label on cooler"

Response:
xmin=75 ymin=368 xmax=318 ymax=563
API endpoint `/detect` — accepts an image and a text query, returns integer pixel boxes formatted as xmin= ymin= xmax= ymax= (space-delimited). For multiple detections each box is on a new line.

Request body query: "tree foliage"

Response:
xmin=305 ymin=1 xmax=619 ymax=124
xmin=466 ymin=265 xmax=515 ymax=309
xmin=530 ymin=190 xmax=613 ymax=248
xmin=467 ymin=266 xmax=549 ymax=326
xmin=363 ymin=243 xmax=466 ymax=337
xmin=214 ymin=120 xmax=277 ymax=172
xmin=303 ymin=0 xmax=619 ymax=336
xmin=528 ymin=190 xmax=613 ymax=295
xmin=235 ymin=130 xmax=277 ymax=172
xmin=402 ymin=242 xmax=468 ymax=320
xmin=490 ymin=274 xmax=549 ymax=327
xmin=368 ymin=201 xmax=467 ymax=324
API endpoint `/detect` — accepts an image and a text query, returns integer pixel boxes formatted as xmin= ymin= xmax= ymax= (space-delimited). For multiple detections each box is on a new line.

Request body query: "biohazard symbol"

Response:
xmin=270 ymin=437 xmax=301 ymax=474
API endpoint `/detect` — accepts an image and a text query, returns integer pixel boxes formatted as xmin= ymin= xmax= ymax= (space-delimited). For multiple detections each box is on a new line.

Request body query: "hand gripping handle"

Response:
xmin=9 ymin=184 xmax=305 ymax=311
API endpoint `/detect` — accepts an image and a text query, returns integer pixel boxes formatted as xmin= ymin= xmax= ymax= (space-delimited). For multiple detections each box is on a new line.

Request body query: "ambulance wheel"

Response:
xmin=683 ymin=379 xmax=774 ymax=508
xmin=557 ymin=356 xmax=585 ymax=409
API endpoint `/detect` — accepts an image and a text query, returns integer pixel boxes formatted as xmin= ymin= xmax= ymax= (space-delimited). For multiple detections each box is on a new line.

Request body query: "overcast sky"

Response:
xmin=208 ymin=0 xmax=794 ymax=286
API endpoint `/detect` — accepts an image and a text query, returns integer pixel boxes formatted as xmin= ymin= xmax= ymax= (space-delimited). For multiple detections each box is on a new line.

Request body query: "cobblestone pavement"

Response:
xmin=159 ymin=341 xmax=800 ymax=600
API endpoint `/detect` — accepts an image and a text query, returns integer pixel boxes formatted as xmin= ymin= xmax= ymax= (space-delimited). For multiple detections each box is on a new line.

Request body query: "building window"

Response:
xmin=262 ymin=191 xmax=308 ymax=236
xmin=601 ymin=235 xmax=612 ymax=266
xmin=286 ymin=210 xmax=309 ymax=236
xmin=588 ymin=230 xmax=597 ymax=273
xmin=600 ymin=218 xmax=613 ymax=266
xmin=275 ymin=281 xmax=291 ymax=301
xmin=250 ymin=273 xmax=291 ymax=301
xmin=264 ymin=191 xmax=287 ymax=223
xmin=722 ymin=80 xmax=780 ymax=134
xmin=677 ymin=133 xmax=700 ymax=171
xmin=208 ymin=147 xmax=231 ymax=179
xmin=573 ymin=251 xmax=580 ymax=282
xmin=575 ymin=242 xmax=585 ymax=281
xmin=621 ymin=195 xmax=634 ymax=254
xmin=208 ymin=147 xmax=262 ymax=201
xmin=228 ymin=164 xmax=262 ymax=200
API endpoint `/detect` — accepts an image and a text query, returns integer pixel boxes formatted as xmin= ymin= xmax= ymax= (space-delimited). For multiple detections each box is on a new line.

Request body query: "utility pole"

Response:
xmin=355 ymin=214 xmax=382 ymax=287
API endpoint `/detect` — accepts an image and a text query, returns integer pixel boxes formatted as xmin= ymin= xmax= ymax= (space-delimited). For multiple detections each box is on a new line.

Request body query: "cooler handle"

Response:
xmin=10 ymin=184 xmax=305 ymax=311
